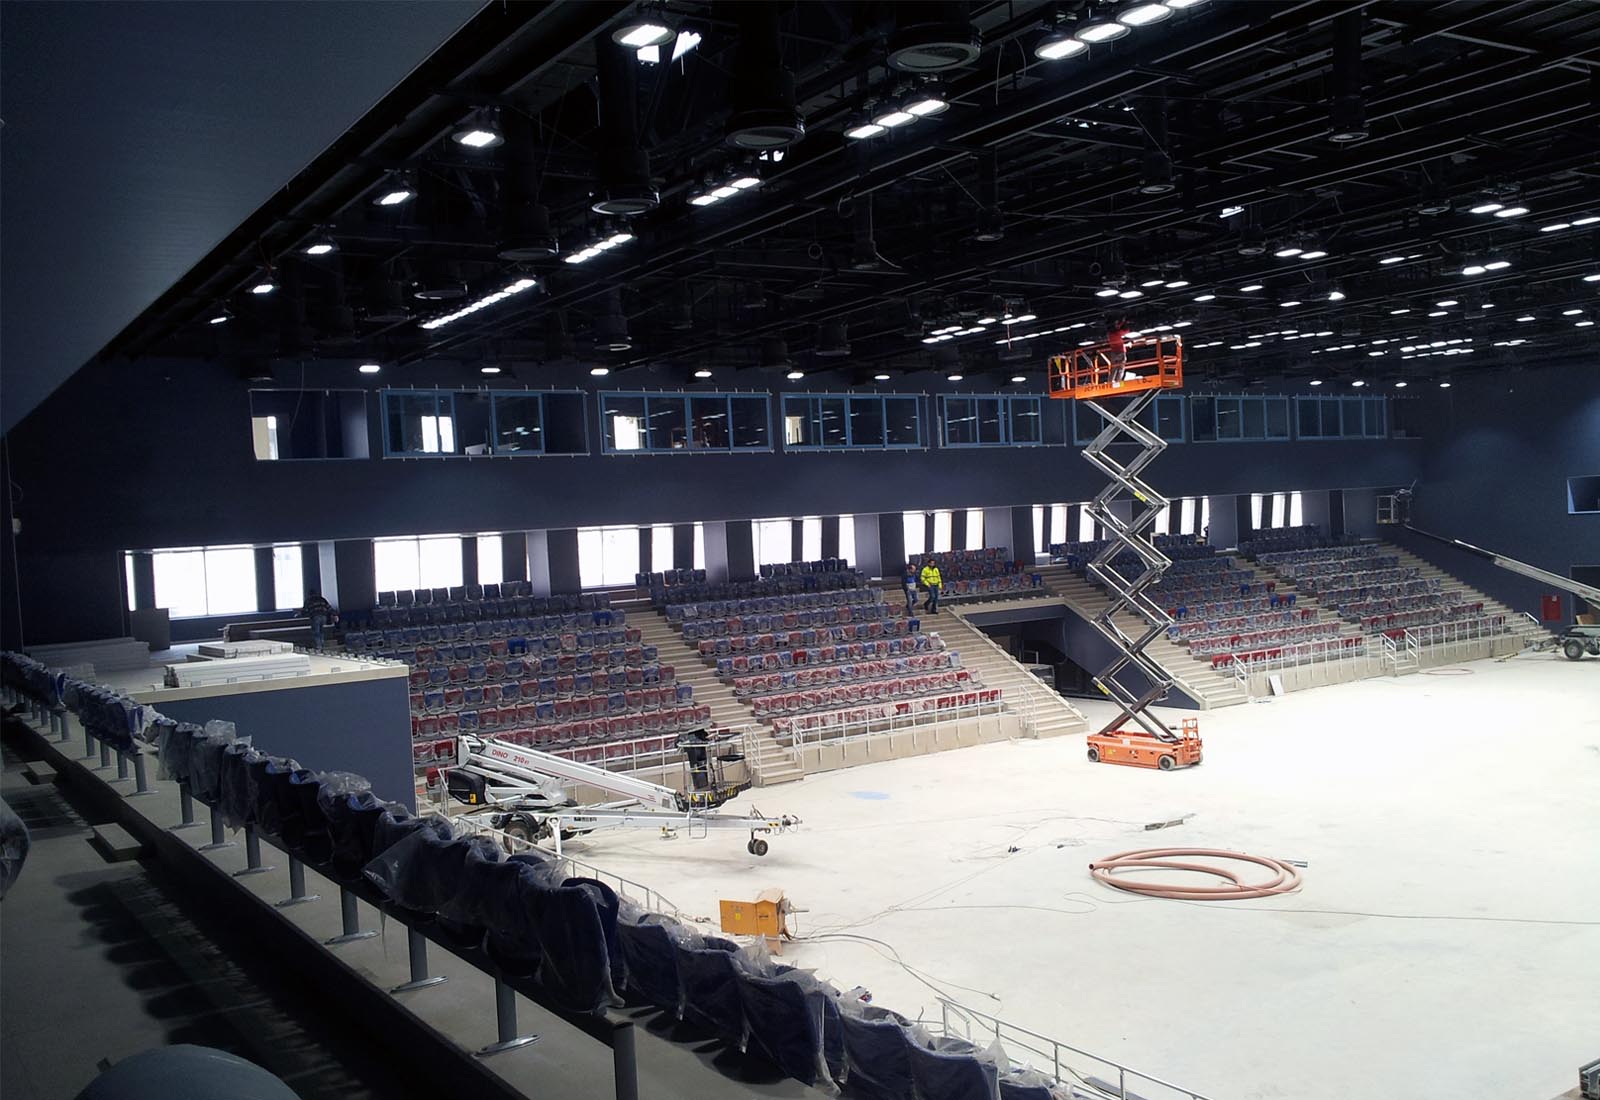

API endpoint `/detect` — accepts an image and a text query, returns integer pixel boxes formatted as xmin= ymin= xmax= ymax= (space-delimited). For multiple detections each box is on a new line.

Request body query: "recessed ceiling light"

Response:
xmin=480 ymin=365 xmax=502 ymax=375
xmin=1194 ymin=293 xmax=1216 ymax=302
xmin=1011 ymin=375 xmax=1026 ymax=383
xmin=1300 ymin=249 xmax=1328 ymax=260
xmin=1436 ymin=299 xmax=1458 ymax=307
xmin=874 ymin=373 xmax=892 ymax=381
xmin=1309 ymin=379 xmax=1323 ymax=386
xmin=590 ymin=366 xmax=610 ymax=377
xmin=1469 ymin=202 xmax=1504 ymax=215
xmin=693 ymin=369 xmax=713 ymax=378
xmin=1240 ymin=284 xmax=1264 ymax=292
xmin=1493 ymin=206 xmax=1529 ymax=218
xmin=357 ymin=362 xmax=381 ymax=375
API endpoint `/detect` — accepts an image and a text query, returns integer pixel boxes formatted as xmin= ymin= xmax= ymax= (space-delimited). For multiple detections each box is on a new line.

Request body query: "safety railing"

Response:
xmin=456 ymin=818 xmax=687 ymax=918
xmin=944 ymin=611 xmax=1060 ymax=737
xmin=777 ymin=694 xmax=1012 ymax=757
xmin=738 ymin=722 xmax=804 ymax=781
xmin=1403 ymin=617 xmax=1516 ymax=666
xmin=937 ymin=997 xmax=1215 ymax=1100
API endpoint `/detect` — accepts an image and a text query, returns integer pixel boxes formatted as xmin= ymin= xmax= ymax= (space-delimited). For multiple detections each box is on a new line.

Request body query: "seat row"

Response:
xmin=730 ymin=653 xmax=961 ymax=698
xmin=769 ymin=688 xmax=1004 ymax=739
xmin=1187 ymin=623 xmax=1343 ymax=657
xmin=650 ymin=571 xmax=867 ymax=609
xmin=940 ymin=575 xmax=1042 ymax=598
xmin=637 ymin=568 xmax=708 ymax=588
xmin=350 ymin=624 xmax=640 ymax=654
xmin=348 ymin=611 xmax=630 ymax=647
xmin=398 ymin=645 xmax=662 ymax=682
xmin=695 ymin=618 xmax=921 ymax=657
xmin=1257 ymin=542 xmax=1381 ymax=569
xmin=1274 ymin=553 xmax=1398 ymax=581
xmin=906 ymin=548 xmax=1026 ymax=581
xmin=1318 ymin=578 xmax=1441 ymax=612
xmin=1169 ymin=594 xmax=1295 ymax=619
xmin=713 ymin=634 xmax=946 ymax=677
xmin=1171 ymin=608 xmax=1317 ymax=641
xmin=1363 ymin=602 xmax=1487 ymax=632
xmin=1210 ymin=636 xmax=1368 ymax=669
xmin=749 ymin=671 xmax=977 ymax=718
xmin=409 ymin=670 xmax=679 ymax=712
xmin=1238 ymin=526 xmax=1341 ymax=557
xmin=681 ymin=603 xmax=890 ymax=640
xmin=412 ymin=700 xmax=713 ymax=741
xmin=666 ymin=587 xmax=883 ymax=623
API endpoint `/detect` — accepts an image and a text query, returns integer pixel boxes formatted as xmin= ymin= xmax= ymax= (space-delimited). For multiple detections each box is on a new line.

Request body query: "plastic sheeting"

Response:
xmin=616 ymin=903 xmax=685 ymax=1014
xmin=674 ymin=930 xmax=746 ymax=1042
xmin=157 ymin=721 xmax=202 ymax=784
xmin=534 ymin=875 xmax=624 ymax=1015
xmin=997 ymin=1067 xmax=1065 ymax=1100
xmin=0 ymin=796 xmax=29 ymax=900
xmin=360 ymin=816 xmax=461 ymax=913
xmin=219 ymin=742 xmax=264 ymax=830
xmin=188 ymin=727 xmax=237 ymax=807
xmin=734 ymin=952 xmax=846 ymax=1091
xmin=478 ymin=853 xmax=560 ymax=978
xmin=433 ymin=835 xmax=504 ymax=947
xmin=906 ymin=1034 xmax=1006 ymax=1100
xmin=838 ymin=1003 xmax=916 ymax=1100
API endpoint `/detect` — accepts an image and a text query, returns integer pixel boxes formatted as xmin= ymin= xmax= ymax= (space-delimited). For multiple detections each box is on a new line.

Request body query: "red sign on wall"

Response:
xmin=1541 ymin=594 xmax=1564 ymax=621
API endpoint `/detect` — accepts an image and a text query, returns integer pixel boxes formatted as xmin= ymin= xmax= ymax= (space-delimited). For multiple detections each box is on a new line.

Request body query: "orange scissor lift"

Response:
xmin=1048 ymin=335 xmax=1202 ymax=771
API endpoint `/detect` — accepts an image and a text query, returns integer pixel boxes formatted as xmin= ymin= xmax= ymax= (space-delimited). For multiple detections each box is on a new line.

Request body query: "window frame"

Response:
xmin=599 ymin=391 xmax=772 ymax=454
xmin=783 ymin=393 xmax=924 ymax=451
xmin=381 ymin=389 xmax=587 ymax=458
xmin=1293 ymin=395 xmax=1389 ymax=440
xmin=942 ymin=394 xmax=1045 ymax=448
xmin=1189 ymin=394 xmax=1291 ymax=443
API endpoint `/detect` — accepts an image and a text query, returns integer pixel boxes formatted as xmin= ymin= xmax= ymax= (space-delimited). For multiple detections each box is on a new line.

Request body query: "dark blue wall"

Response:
xmin=1 ymin=354 xmax=1423 ymax=646
xmin=152 ymin=674 xmax=415 ymax=811
xmin=1407 ymin=361 xmax=1600 ymax=622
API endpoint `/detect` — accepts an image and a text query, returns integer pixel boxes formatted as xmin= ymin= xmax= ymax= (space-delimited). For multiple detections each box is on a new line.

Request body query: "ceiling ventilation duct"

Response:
xmin=759 ymin=336 xmax=792 ymax=369
xmin=726 ymin=4 xmax=805 ymax=150
xmin=888 ymin=2 xmax=981 ymax=72
xmin=545 ymin=310 xmax=576 ymax=361
xmin=851 ymin=197 xmax=887 ymax=271
xmin=499 ymin=113 xmax=560 ymax=259
xmin=974 ymin=150 xmax=1005 ymax=241
xmin=596 ymin=290 xmax=632 ymax=351
xmin=1136 ymin=91 xmax=1176 ymax=194
xmin=1328 ymin=12 xmax=1368 ymax=143
xmin=318 ymin=265 xmax=357 ymax=345
xmin=665 ymin=282 xmax=696 ymax=330
xmin=413 ymin=262 xmax=468 ymax=301
xmin=815 ymin=319 xmax=852 ymax=357
xmin=592 ymin=39 xmax=659 ymax=215
xmin=364 ymin=272 xmax=410 ymax=323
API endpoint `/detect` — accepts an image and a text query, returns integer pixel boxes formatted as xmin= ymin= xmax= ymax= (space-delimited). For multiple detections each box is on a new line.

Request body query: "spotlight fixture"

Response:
xmin=480 ymin=365 xmax=502 ymax=375
xmin=372 ymin=172 xmax=416 ymax=207
xmin=725 ymin=5 xmax=805 ymax=149
xmin=612 ymin=14 xmax=674 ymax=48
xmin=450 ymin=108 xmax=504 ymax=148
xmin=590 ymin=366 xmax=611 ymax=377
xmin=208 ymin=307 xmax=233 ymax=325
xmin=693 ymin=369 xmax=713 ymax=379
xmin=303 ymin=232 xmax=337 ymax=256
xmin=358 ymin=362 xmax=382 ymax=375
xmin=1034 ymin=29 xmax=1088 ymax=60
xmin=887 ymin=12 xmax=982 ymax=72
xmin=1117 ymin=1 xmax=1174 ymax=27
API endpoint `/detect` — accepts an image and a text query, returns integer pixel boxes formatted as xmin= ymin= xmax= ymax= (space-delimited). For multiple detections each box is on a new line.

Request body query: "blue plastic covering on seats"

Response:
xmin=616 ymin=904 xmax=683 ymax=1014
xmin=906 ymin=1035 xmax=1003 ymax=1100
xmin=481 ymin=852 xmax=562 ymax=977
xmin=838 ymin=1004 xmax=915 ymax=1100
xmin=675 ymin=932 xmax=745 ymax=1041
xmin=997 ymin=1069 xmax=1058 ymax=1100
xmin=434 ymin=835 xmax=504 ymax=945
xmin=187 ymin=729 xmax=233 ymax=806
xmin=534 ymin=875 xmax=624 ymax=1014
xmin=734 ymin=956 xmax=845 ymax=1090
xmin=252 ymin=755 xmax=296 ymax=836
xmin=361 ymin=817 xmax=464 ymax=914
xmin=219 ymin=743 xmax=263 ymax=830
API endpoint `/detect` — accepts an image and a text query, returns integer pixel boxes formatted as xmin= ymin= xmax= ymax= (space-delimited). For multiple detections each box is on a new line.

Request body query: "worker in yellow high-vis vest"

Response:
xmin=918 ymin=559 xmax=943 ymax=615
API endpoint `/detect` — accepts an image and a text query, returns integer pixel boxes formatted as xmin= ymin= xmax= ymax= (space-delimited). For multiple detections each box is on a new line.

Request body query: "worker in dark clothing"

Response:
xmin=902 ymin=564 xmax=918 ymax=614
xmin=1107 ymin=316 xmax=1131 ymax=384
xmin=301 ymin=590 xmax=335 ymax=651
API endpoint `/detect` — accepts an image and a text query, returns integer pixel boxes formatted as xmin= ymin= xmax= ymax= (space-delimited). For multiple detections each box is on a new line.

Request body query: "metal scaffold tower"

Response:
xmin=1048 ymin=334 xmax=1202 ymax=770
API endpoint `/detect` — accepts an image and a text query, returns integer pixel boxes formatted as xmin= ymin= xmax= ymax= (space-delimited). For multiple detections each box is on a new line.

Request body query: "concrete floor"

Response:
xmin=573 ymin=653 xmax=1600 ymax=1100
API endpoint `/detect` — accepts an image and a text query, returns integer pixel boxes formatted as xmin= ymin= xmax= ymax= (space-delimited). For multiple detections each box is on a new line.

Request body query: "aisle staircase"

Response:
xmin=1380 ymin=543 xmax=1552 ymax=651
xmin=1034 ymin=563 xmax=1249 ymax=709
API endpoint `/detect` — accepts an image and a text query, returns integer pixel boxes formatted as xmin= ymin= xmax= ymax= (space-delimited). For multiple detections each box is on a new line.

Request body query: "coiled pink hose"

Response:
xmin=1089 ymin=847 xmax=1303 ymax=900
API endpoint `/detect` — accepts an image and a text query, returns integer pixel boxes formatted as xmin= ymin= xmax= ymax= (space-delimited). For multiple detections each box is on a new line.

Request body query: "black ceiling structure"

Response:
xmin=106 ymin=0 xmax=1600 ymax=391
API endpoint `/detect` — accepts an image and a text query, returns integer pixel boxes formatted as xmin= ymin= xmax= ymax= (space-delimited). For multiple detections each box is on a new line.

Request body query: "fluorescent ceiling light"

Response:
xmin=690 ymin=193 xmax=720 ymax=206
xmin=373 ymin=184 xmax=414 ymax=206
xmin=1572 ymin=216 xmax=1600 ymax=226
xmin=1117 ymin=290 xmax=1143 ymax=299
xmin=208 ymin=310 xmax=231 ymax=325
xmin=1562 ymin=308 xmax=1583 ymax=316
xmin=251 ymin=281 xmax=276 ymax=295
xmin=1328 ymin=289 xmax=1346 ymax=301
xmin=1484 ymin=260 xmax=1510 ymax=271
xmin=480 ymin=365 xmax=502 ymax=375
xmin=905 ymin=94 xmax=948 ymax=117
xmin=1194 ymin=293 xmax=1216 ymax=302
xmin=1436 ymin=299 xmax=1458 ymax=307
xmin=1439 ymin=381 xmax=1451 ymax=388
xmin=1541 ymin=222 xmax=1571 ymax=233
xmin=1240 ymin=284 xmax=1264 ymax=292
xmin=1469 ymin=202 xmax=1503 ymax=214
xmin=615 ymin=22 xmax=673 ymax=48
xmin=1273 ymin=246 xmax=1303 ymax=258
xmin=874 ymin=373 xmax=891 ymax=381
xmin=1351 ymin=380 xmax=1366 ymax=387
xmin=1035 ymin=34 xmax=1087 ymax=60
xmin=1394 ymin=380 xmax=1408 ymax=387
xmin=1165 ymin=0 xmax=1207 ymax=7
xmin=1166 ymin=279 xmax=1190 ymax=289
xmin=1117 ymin=2 xmax=1173 ymax=27
xmin=1279 ymin=299 xmax=1301 ymax=307
xmin=1309 ymin=379 xmax=1323 ymax=386
xmin=1461 ymin=264 xmax=1486 ymax=276
xmin=1517 ymin=314 xmax=1535 ymax=322
xmin=845 ymin=122 xmax=885 ymax=140
xmin=1076 ymin=18 xmax=1130 ymax=42
xmin=947 ymin=373 xmax=964 ymax=381
xmin=1140 ymin=277 xmax=1166 ymax=287
xmin=1379 ymin=256 xmax=1405 ymax=265
xmin=1428 ymin=310 xmax=1447 ymax=317
xmin=1300 ymin=249 xmax=1328 ymax=260
xmin=1220 ymin=205 xmax=1244 ymax=218
xmin=589 ymin=367 xmax=611 ymax=378
xmin=1390 ymin=307 xmax=1411 ymax=315
xmin=729 ymin=175 xmax=761 ymax=189
xmin=358 ymin=363 xmax=381 ymax=374
xmin=1095 ymin=288 xmax=1120 ymax=298
xmin=873 ymin=107 xmax=915 ymax=128
xmin=785 ymin=370 xmax=805 ymax=380
xmin=418 ymin=277 xmax=538 ymax=330
xmin=1493 ymin=206 xmax=1529 ymax=218
xmin=1013 ymin=313 xmax=1037 ymax=323
xmin=694 ymin=369 xmax=713 ymax=378
xmin=711 ymin=184 xmax=739 ymax=199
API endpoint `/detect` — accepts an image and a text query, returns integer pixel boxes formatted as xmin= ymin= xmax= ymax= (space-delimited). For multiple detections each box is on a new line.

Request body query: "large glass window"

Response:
xmin=148 ymin=545 xmax=257 ymax=618
xmin=693 ymin=522 xmax=706 ymax=570
xmin=943 ymin=395 xmax=1043 ymax=447
xmin=1079 ymin=506 xmax=1096 ymax=542
xmin=383 ymin=391 xmax=457 ymax=456
xmin=965 ymin=508 xmax=985 ymax=551
xmin=1050 ymin=504 xmax=1068 ymax=547
xmin=476 ymin=535 xmax=504 ymax=586
xmin=785 ymin=394 xmax=921 ymax=449
xmin=1179 ymin=498 xmax=1197 ymax=536
xmin=755 ymin=518 xmax=794 ymax=567
xmin=1031 ymin=506 xmax=1044 ymax=555
xmin=839 ymin=515 xmax=857 ymax=567
xmin=492 ymin=395 xmax=543 ymax=453
xmin=801 ymin=517 xmax=822 ymax=561
xmin=1290 ymin=491 xmax=1304 ymax=527
xmin=903 ymin=512 xmax=926 ymax=557
xmin=650 ymin=525 xmax=673 ymax=572
xmin=600 ymin=392 xmax=769 ymax=453
xmin=1191 ymin=395 xmax=1290 ymax=442
xmin=272 ymin=545 xmax=303 ymax=610
xmin=1294 ymin=395 xmax=1388 ymax=439
xmin=932 ymin=510 xmax=953 ymax=553
xmin=577 ymin=526 xmax=640 ymax=588
xmin=373 ymin=535 xmax=463 ymax=591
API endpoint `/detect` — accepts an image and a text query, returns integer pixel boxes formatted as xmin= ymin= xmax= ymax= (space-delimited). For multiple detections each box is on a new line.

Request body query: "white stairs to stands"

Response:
xmin=615 ymin=594 xmax=806 ymax=787
xmin=1035 ymin=564 xmax=1249 ymax=709
xmin=880 ymin=591 xmax=1091 ymax=740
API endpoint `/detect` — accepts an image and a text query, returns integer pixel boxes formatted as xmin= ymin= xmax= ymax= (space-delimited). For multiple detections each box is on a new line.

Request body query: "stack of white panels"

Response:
xmin=165 ymin=652 xmax=314 ymax=689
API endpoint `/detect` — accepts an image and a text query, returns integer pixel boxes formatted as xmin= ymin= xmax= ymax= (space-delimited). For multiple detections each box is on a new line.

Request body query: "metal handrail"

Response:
xmin=457 ymin=818 xmax=689 ymax=918
xmin=782 ymin=694 xmax=1008 ymax=753
xmin=938 ymin=997 xmax=1215 ymax=1100
xmin=946 ymin=606 xmax=1076 ymax=737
